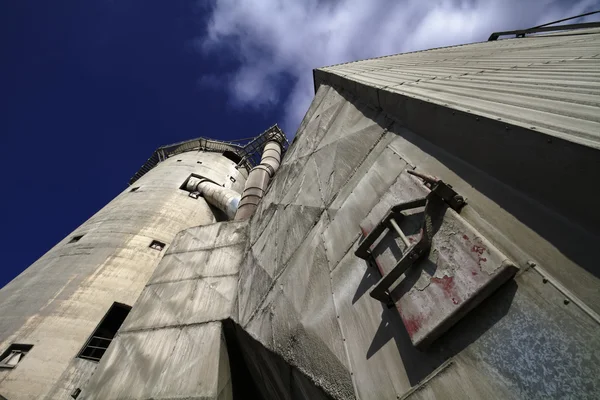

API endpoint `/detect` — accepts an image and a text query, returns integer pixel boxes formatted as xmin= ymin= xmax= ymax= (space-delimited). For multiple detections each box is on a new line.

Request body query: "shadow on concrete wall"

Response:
xmin=354 ymin=255 xmax=518 ymax=386
xmin=223 ymin=319 xmax=335 ymax=400
xmin=384 ymin=116 xmax=600 ymax=282
xmin=333 ymin=86 xmax=599 ymax=282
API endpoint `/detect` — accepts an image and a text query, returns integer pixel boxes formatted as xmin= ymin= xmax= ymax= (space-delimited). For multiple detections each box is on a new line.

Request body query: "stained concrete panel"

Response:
xmin=44 ymin=358 xmax=98 ymax=400
xmin=81 ymin=323 xmax=228 ymax=400
xmin=323 ymin=147 xmax=408 ymax=271
xmin=294 ymin=84 xmax=334 ymax=139
xmin=149 ymin=242 xmax=245 ymax=284
xmin=237 ymin=251 xmax=275 ymax=327
xmin=315 ymin=97 xmax=381 ymax=151
xmin=281 ymin=156 xmax=326 ymax=208
xmin=331 ymin=248 xmax=414 ymax=399
xmin=167 ymin=220 xmax=248 ymax=254
xmin=285 ymin=88 xmax=347 ymax=163
xmin=121 ymin=276 xmax=237 ymax=332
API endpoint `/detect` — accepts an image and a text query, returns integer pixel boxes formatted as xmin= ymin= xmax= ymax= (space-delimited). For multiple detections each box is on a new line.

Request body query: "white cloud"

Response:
xmin=201 ymin=0 xmax=599 ymax=136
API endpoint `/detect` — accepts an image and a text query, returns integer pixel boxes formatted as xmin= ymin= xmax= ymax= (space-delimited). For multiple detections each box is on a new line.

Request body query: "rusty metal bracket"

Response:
xmin=355 ymin=171 xmax=466 ymax=306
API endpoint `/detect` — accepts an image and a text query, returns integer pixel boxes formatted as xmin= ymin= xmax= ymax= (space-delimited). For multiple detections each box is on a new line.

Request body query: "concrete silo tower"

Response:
xmin=0 ymin=127 xmax=286 ymax=399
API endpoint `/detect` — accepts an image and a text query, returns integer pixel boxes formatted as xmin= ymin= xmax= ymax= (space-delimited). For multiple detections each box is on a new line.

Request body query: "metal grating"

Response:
xmin=129 ymin=125 xmax=288 ymax=185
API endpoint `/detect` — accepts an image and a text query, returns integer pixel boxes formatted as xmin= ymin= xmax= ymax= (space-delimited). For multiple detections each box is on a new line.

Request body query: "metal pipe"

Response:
xmin=186 ymin=177 xmax=241 ymax=220
xmin=235 ymin=140 xmax=282 ymax=220
xmin=389 ymin=218 xmax=411 ymax=248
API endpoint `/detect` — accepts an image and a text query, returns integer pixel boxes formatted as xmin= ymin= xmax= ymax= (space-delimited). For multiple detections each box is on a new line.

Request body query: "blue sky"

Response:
xmin=1 ymin=0 xmax=598 ymax=288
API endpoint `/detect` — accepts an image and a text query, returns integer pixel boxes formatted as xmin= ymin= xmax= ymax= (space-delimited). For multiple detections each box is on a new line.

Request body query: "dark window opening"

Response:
xmin=78 ymin=302 xmax=131 ymax=362
xmin=69 ymin=235 xmax=84 ymax=244
xmin=197 ymin=161 xmax=202 ymax=164
xmin=223 ymin=319 xmax=334 ymax=400
xmin=176 ymin=159 xmax=182 ymax=162
xmin=149 ymin=240 xmax=165 ymax=251
xmin=71 ymin=388 xmax=81 ymax=399
xmin=130 ymin=187 xmax=140 ymax=192
xmin=222 ymin=151 xmax=242 ymax=164
xmin=0 ymin=344 xmax=33 ymax=369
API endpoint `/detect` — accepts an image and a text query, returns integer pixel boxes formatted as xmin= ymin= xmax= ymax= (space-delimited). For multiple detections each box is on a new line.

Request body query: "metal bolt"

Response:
xmin=564 ymin=299 xmax=570 ymax=305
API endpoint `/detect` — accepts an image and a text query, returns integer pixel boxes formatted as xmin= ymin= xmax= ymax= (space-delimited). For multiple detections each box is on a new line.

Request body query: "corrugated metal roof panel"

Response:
xmin=315 ymin=29 xmax=600 ymax=148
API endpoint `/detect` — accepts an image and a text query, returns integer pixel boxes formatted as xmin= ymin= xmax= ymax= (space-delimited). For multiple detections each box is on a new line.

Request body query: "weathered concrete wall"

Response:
xmin=234 ymin=83 xmax=600 ymax=399
xmin=0 ymin=150 xmax=246 ymax=400
xmin=7 ymin=80 xmax=597 ymax=399
xmin=79 ymin=220 xmax=249 ymax=400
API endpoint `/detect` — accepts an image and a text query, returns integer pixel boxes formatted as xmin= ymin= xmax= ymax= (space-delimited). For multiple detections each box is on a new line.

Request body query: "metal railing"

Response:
xmin=488 ymin=10 xmax=600 ymax=40
xmin=129 ymin=125 xmax=288 ymax=185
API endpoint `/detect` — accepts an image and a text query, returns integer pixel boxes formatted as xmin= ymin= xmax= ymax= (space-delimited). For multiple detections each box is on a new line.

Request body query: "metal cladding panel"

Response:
xmin=405 ymin=268 xmax=600 ymax=399
xmin=236 ymin=83 xmax=600 ymax=399
xmin=315 ymin=28 xmax=600 ymax=149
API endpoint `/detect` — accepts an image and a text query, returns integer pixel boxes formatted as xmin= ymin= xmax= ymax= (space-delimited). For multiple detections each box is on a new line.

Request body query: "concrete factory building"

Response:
xmin=1 ymin=24 xmax=600 ymax=400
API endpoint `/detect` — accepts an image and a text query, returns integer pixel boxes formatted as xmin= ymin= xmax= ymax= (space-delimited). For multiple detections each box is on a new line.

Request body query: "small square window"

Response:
xmin=0 ymin=344 xmax=33 ymax=369
xmin=149 ymin=240 xmax=165 ymax=251
xmin=69 ymin=235 xmax=84 ymax=244
xmin=130 ymin=187 xmax=140 ymax=192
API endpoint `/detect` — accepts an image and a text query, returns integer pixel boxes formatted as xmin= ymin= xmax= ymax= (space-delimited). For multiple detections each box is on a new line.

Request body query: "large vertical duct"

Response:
xmin=235 ymin=140 xmax=282 ymax=220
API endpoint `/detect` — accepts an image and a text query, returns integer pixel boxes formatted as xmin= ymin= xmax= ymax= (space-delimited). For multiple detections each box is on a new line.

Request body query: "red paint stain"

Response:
xmin=471 ymin=245 xmax=486 ymax=255
xmin=431 ymin=275 xmax=455 ymax=296
xmin=431 ymin=275 xmax=462 ymax=305
xmin=471 ymin=271 xmax=478 ymax=276
xmin=402 ymin=314 xmax=424 ymax=336
xmin=463 ymin=234 xmax=489 ymax=269
xmin=408 ymin=237 xmax=415 ymax=243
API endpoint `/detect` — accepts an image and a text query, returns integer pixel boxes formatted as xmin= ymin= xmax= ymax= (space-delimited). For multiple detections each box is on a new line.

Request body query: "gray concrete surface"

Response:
xmin=234 ymin=82 xmax=600 ymax=399
xmin=3 ymin=28 xmax=600 ymax=400
xmin=0 ymin=151 xmax=246 ymax=400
